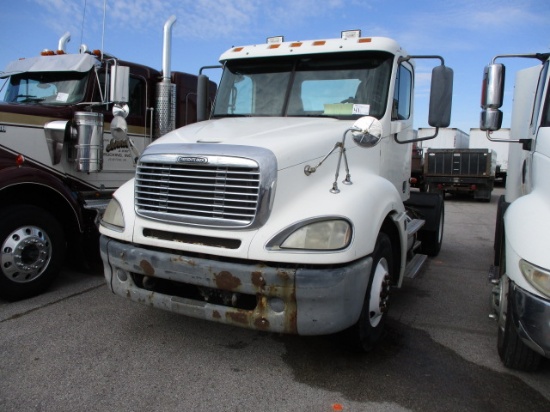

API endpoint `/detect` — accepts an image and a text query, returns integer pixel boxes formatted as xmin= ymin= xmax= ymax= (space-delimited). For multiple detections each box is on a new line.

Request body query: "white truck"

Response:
xmin=483 ymin=52 xmax=550 ymax=370
xmin=99 ymin=31 xmax=453 ymax=350
xmin=0 ymin=17 xmax=215 ymax=300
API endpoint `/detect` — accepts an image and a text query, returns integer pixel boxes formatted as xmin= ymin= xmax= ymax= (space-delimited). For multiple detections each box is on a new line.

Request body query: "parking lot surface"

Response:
xmin=1 ymin=187 xmax=549 ymax=411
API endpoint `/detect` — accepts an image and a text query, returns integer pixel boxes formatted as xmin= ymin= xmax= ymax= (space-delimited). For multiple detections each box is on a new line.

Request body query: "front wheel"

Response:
xmin=496 ymin=277 xmax=541 ymax=371
xmin=0 ymin=205 xmax=66 ymax=301
xmin=346 ymin=233 xmax=393 ymax=352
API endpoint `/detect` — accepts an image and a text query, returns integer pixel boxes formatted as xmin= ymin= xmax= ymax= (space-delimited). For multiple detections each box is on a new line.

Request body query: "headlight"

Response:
xmin=276 ymin=219 xmax=352 ymax=250
xmin=101 ymin=198 xmax=125 ymax=231
xmin=520 ymin=259 xmax=550 ymax=298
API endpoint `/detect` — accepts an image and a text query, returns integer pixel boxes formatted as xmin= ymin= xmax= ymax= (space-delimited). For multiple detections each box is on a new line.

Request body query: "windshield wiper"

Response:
xmin=15 ymin=95 xmax=45 ymax=103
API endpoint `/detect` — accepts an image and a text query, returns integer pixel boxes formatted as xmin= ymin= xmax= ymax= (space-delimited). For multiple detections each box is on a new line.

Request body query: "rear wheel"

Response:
xmin=346 ymin=233 xmax=393 ymax=351
xmin=418 ymin=196 xmax=444 ymax=257
xmin=0 ymin=205 xmax=66 ymax=301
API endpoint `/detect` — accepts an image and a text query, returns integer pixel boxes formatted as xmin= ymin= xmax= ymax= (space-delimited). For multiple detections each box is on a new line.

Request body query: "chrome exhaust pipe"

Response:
xmin=162 ymin=15 xmax=177 ymax=82
xmin=57 ymin=32 xmax=71 ymax=53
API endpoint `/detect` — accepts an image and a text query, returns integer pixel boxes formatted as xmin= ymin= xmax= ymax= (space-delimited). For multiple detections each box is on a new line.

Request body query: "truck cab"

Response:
xmin=483 ymin=53 xmax=550 ymax=370
xmin=99 ymin=31 xmax=453 ymax=350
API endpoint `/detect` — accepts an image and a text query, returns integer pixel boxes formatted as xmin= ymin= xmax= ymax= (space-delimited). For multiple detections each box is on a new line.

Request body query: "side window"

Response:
xmin=536 ymin=63 xmax=549 ymax=127
xmin=93 ymin=73 xmax=145 ymax=117
xmin=392 ymin=64 xmax=412 ymax=120
xmin=127 ymin=76 xmax=145 ymax=116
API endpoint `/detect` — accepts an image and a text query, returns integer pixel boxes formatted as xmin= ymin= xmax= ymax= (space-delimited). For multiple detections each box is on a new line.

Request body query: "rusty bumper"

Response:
xmin=100 ymin=235 xmax=372 ymax=336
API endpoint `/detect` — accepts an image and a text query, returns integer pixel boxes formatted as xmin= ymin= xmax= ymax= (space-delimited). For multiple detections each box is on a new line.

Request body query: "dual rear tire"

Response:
xmin=0 ymin=205 xmax=66 ymax=301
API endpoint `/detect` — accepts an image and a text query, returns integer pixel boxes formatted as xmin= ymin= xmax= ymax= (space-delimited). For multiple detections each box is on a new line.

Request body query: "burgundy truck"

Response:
xmin=0 ymin=16 xmax=215 ymax=300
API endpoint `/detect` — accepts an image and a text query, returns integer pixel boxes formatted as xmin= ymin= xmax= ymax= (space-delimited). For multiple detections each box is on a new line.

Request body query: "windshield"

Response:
xmin=213 ymin=51 xmax=393 ymax=119
xmin=3 ymin=71 xmax=89 ymax=105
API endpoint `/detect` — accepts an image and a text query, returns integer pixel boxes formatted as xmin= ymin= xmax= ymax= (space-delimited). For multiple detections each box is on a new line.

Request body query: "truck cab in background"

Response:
xmin=99 ymin=30 xmax=453 ymax=351
xmin=483 ymin=52 xmax=550 ymax=370
xmin=0 ymin=16 xmax=216 ymax=300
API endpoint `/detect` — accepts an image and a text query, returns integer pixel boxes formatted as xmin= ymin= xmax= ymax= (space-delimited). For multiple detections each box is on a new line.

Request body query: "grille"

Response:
xmin=136 ymin=159 xmax=261 ymax=227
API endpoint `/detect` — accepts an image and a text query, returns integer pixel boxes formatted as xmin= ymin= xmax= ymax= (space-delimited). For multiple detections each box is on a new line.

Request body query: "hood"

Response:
xmin=148 ymin=117 xmax=356 ymax=170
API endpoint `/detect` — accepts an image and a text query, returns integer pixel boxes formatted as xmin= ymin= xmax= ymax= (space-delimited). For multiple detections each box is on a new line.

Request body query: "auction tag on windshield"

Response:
xmin=352 ymin=104 xmax=370 ymax=115
xmin=56 ymin=93 xmax=69 ymax=102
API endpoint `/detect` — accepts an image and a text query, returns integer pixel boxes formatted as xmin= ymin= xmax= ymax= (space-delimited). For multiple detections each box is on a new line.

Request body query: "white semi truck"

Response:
xmin=99 ymin=31 xmax=453 ymax=350
xmin=483 ymin=52 xmax=550 ymax=370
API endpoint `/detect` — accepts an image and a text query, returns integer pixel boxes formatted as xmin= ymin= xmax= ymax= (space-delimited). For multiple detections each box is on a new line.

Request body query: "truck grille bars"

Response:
xmin=134 ymin=146 xmax=277 ymax=228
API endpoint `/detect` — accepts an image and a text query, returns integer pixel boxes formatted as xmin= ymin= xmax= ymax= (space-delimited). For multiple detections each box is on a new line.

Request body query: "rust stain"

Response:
xmin=170 ymin=256 xmax=197 ymax=266
xmin=140 ymin=260 xmax=155 ymax=276
xmin=212 ymin=310 xmax=221 ymax=319
xmin=251 ymin=271 xmax=266 ymax=289
xmin=215 ymin=271 xmax=241 ymax=290
xmin=254 ymin=317 xmax=270 ymax=330
xmin=277 ymin=269 xmax=291 ymax=282
xmin=226 ymin=310 xmax=248 ymax=325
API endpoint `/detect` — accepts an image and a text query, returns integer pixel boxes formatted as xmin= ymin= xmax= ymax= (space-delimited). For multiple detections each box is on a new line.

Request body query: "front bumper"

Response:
xmin=511 ymin=282 xmax=550 ymax=358
xmin=100 ymin=236 xmax=372 ymax=336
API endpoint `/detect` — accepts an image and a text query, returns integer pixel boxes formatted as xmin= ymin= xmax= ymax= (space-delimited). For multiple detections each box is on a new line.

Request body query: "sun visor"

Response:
xmin=0 ymin=54 xmax=100 ymax=78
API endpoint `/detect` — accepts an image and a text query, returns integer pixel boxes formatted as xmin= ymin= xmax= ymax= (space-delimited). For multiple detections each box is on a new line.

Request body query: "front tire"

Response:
xmin=0 ymin=205 xmax=66 ymax=301
xmin=496 ymin=276 xmax=541 ymax=371
xmin=346 ymin=233 xmax=393 ymax=352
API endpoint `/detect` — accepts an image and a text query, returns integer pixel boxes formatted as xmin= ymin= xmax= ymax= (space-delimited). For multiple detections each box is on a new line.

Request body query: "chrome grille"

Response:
xmin=135 ymin=156 xmax=261 ymax=227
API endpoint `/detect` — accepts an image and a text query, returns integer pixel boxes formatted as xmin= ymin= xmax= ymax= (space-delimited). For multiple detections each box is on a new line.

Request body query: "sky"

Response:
xmin=1 ymin=0 xmax=549 ymax=135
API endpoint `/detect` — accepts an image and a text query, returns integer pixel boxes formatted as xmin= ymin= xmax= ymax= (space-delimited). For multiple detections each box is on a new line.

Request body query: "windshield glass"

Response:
xmin=213 ymin=51 xmax=393 ymax=119
xmin=3 ymin=71 xmax=89 ymax=105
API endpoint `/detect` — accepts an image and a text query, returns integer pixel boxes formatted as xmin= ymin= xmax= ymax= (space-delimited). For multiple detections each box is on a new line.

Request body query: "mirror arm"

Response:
xmin=491 ymin=53 xmax=550 ymax=64
xmin=399 ymin=55 xmax=445 ymax=66
xmin=394 ymin=128 xmax=439 ymax=145
xmin=484 ymin=130 xmax=531 ymax=149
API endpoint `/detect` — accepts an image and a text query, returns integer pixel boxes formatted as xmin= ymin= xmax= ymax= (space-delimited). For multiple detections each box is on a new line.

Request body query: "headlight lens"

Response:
xmin=280 ymin=219 xmax=352 ymax=250
xmin=520 ymin=259 xmax=550 ymax=298
xmin=101 ymin=198 xmax=125 ymax=230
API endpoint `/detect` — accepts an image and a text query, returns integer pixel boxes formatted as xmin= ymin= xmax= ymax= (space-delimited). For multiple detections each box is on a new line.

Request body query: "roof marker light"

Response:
xmin=290 ymin=42 xmax=303 ymax=48
xmin=358 ymin=38 xmax=372 ymax=43
xmin=267 ymin=36 xmax=284 ymax=44
xmin=341 ymin=30 xmax=361 ymax=39
xmin=313 ymin=41 xmax=326 ymax=46
xmin=232 ymin=47 xmax=244 ymax=52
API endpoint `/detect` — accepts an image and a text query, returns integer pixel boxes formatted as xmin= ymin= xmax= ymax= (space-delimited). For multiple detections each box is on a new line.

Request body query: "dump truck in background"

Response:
xmin=99 ymin=30 xmax=454 ymax=351
xmin=0 ymin=16 xmax=216 ymax=300
xmin=469 ymin=128 xmax=509 ymax=185
xmin=410 ymin=128 xmax=468 ymax=191
xmin=423 ymin=147 xmax=497 ymax=201
xmin=483 ymin=52 xmax=550 ymax=371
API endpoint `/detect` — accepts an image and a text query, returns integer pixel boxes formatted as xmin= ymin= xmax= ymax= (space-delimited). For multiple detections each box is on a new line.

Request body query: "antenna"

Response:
xmin=80 ymin=0 xmax=87 ymax=48
xmin=101 ymin=0 xmax=106 ymax=59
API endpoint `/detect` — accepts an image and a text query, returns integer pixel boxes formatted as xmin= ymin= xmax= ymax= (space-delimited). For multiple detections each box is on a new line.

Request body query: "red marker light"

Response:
xmin=16 ymin=154 xmax=25 ymax=166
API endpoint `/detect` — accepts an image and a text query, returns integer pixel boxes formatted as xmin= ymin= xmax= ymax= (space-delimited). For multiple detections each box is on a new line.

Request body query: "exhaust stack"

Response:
xmin=162 ymin=15 xmax=177 ymax=82
xmin=57 ymin=32 xmax=71 ymax=53
xmin=155 ymin=15 xmax=177 ymax=139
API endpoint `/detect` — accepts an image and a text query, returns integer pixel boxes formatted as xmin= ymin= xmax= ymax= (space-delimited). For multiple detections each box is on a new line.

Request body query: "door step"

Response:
xmin=405 ymin=253 xmax=428 ymax=279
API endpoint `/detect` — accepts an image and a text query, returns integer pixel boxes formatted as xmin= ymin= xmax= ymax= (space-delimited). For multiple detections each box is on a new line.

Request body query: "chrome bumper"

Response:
xmin=511 ymin=282 xmax=550 ymax=358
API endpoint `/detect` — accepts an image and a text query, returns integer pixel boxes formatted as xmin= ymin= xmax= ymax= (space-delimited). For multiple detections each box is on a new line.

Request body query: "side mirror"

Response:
xmin=110 ymin=65 xmax=130 ymax=104
xmin=428 ymin=65 xmax=453 ymax=128
xmin=480 ymin=63 xmax=505 ymax=131
xmin=351 ymin=116 xmax=383 ymax=148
